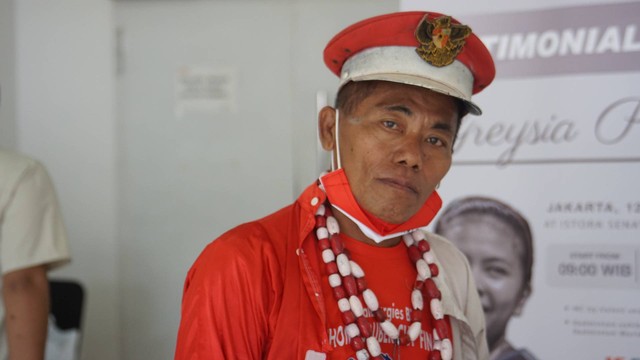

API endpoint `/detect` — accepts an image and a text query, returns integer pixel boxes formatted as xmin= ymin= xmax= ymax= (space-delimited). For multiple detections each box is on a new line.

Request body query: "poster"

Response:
xmin=174 ymin=65 xmax=237 ymax=118
xmin=400 ymin=1 xmax=640 ymax=359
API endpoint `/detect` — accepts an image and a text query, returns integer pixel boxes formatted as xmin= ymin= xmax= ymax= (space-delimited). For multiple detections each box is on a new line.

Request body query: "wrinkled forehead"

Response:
xmin=337 ymin=80 xmax=463 ymax=117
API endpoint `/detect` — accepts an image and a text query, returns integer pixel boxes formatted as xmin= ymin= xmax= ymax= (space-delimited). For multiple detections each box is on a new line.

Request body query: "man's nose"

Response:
xmin=394 ymin=137 xmax=423 ymax=170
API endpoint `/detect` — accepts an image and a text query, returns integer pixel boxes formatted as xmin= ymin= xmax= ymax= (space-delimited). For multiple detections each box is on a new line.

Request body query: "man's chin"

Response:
xmin=371 ymin=207 xmax=419 ymax=225
xmin=358 ymin=195 xmax=422 ymax=224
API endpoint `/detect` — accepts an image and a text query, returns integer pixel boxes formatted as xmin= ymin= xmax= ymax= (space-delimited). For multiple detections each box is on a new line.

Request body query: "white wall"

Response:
xmin=13 ymin=1 xmax=119 ymax=359
xmin=115 ymin=2 xmax=294 ymax=359
xmin=0 ymin=0 xmax=16 ymax=149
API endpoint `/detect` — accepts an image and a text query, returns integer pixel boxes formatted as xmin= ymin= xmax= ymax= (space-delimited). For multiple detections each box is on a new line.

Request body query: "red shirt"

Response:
xmin=324 ymin=234 xmax=450 ymax=359
xmin=175 ymin=183 xmax=488 ymax=359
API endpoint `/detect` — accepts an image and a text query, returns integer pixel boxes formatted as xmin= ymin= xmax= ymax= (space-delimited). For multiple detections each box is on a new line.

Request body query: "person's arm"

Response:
xmin=2 ymin=265 xmax=49 ymax=360
xmin=0 ymin=156 xmax=70 ymax=360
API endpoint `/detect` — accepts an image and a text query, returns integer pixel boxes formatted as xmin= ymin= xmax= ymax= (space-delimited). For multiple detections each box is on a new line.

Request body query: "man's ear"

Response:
xmin=318 ymin=106 xmax=337 ymax=151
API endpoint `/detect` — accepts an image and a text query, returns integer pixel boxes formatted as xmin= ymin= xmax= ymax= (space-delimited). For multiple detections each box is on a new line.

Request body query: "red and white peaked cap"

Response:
xmin=324 ymin=11 xmax=495 ymax=115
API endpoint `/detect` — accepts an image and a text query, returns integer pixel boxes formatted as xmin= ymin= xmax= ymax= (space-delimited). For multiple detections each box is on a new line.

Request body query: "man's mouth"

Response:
xmin=377 ymin=178 xmax=418 ymax=195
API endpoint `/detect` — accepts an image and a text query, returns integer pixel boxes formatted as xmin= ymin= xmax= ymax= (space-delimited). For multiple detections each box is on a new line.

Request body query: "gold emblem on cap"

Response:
xmin=415 ymin=15 xmax=471 ymax=67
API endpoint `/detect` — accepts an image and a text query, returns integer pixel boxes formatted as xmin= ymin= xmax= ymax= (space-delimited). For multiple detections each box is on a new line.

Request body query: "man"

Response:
xmin=435 ymin=197 xmax=537 ymax=360
xmin=175 ymin=11 xmax=495 ymax=360
xmin=0 ymin=149 xmax=71 ymax=360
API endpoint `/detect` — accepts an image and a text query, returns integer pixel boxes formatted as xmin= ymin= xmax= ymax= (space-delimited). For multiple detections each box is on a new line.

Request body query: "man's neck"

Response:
xmin=331 ymin=208 xmax=402 ymax=248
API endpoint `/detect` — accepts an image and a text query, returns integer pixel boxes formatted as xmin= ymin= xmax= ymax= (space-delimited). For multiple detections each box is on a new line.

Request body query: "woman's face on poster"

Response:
xmin=440 ymin=213 xmax=530 ymax=344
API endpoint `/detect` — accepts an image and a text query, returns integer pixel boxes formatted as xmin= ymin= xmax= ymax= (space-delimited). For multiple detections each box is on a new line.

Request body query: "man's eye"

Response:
xmin=426 ymin=137 xmax=444 ymax=146
xmin=382 ymin=120 xmax=398 ymax=129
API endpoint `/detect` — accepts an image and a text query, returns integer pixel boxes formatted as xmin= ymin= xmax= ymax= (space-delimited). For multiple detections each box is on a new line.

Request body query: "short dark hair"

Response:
xmin=434 ymin=196 xmax=534 ymax=288
xmin=334 ymin=80 xmax=468 ymax=147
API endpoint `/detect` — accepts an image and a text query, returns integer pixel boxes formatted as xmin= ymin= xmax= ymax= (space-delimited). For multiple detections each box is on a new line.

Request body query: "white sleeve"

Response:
xmin=1 ymin=160 xmax=70 ymax=274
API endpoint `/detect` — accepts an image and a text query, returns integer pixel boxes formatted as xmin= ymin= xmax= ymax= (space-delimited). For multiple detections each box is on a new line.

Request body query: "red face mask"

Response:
xmin=319 ymin=169 xmax=442 ymax=243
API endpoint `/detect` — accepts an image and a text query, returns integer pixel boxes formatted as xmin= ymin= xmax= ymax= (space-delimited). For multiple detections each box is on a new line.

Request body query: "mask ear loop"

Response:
xmin=331 ymin=109 xmax=342 ymax=171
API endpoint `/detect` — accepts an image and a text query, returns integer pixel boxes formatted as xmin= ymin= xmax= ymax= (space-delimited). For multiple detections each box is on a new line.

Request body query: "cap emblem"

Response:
xmin=415 ymin=15 xmax=471 ymax=67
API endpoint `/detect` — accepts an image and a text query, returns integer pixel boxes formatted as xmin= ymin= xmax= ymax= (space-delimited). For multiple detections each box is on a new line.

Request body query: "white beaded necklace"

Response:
xmin=314 ymin=203 xmax=453 ymax=360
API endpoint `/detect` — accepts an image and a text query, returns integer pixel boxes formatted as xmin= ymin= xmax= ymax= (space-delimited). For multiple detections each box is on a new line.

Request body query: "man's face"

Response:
xmin=439 ymin=213 xmax=530 ymax=349
xmin=321 ymin=81 xmax=458 ymax=224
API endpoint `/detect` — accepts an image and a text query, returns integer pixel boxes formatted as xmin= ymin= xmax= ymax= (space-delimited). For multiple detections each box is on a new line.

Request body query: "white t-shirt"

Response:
xmin=0 ymin=150 xmax=70 ymax=360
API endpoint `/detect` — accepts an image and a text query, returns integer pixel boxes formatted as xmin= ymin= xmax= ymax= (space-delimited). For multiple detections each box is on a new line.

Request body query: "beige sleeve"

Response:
xmin=1 ymin=160 xmax=70 ymax=274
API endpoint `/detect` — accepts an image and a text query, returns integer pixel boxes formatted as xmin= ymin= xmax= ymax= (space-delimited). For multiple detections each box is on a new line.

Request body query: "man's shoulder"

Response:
xmin=198 ymin=203 xmax=300 ymax=260
xmin=186 ymin=204 xmax=304 ymax=289
xmin=189 ymin=183 xmax=320 ymax=277
xmin=422 ymin=230 xmax=468 ymax=265
xmin=422 ymin=230 xmax=476 ymax=299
